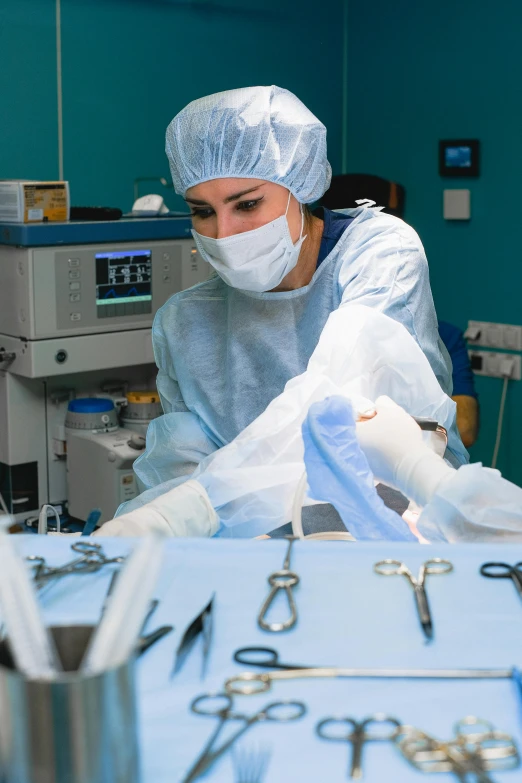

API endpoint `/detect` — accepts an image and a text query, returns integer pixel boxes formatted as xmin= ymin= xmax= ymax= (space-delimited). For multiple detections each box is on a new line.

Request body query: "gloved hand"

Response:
xmin=94 ymin=479 xmax=219 ymax=537
xmin=303 ymin=396 xmax=416 ymax=541
xmin=355 ymin=396 xmax=455 ymax=507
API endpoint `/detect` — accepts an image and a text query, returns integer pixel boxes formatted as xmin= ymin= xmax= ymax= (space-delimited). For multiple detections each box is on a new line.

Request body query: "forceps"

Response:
xmin=396 ymin=717 xmax=519 ymax=781
xmin=27 ymin=542 xmax=125 ymax=589
xmin=374 ymin=559 xmax=453 ymax=640
xmin=317 ymin=714 xmax=401 ymax=779
xmin=172 ymin=594 xmax=215 ymax=679
xmin=258 ymin=536 xmax=299 ymax=632
xmin=181 ymin=692 xmax=306 ymax=782
xmin=480 ymin=561 xmax=522 ymax=604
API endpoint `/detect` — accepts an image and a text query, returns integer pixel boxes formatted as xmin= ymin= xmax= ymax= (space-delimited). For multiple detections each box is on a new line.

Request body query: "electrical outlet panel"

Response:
xmin=466 ymin=320 xmax=522 ymax=351
xmin=468 ymin=350 xmax=521 ymax=380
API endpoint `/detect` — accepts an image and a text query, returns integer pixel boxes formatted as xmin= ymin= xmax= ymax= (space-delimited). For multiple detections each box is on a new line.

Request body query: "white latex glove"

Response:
xmin=94 ymin=479 xmax=219 ymax=537
xmin=355 ymin=396 xmax=455 ymax=507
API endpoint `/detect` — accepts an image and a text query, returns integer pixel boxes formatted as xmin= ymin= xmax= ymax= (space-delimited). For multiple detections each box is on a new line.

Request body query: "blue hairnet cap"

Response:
xmin=165 ymin=85 xmax=332 ymax=204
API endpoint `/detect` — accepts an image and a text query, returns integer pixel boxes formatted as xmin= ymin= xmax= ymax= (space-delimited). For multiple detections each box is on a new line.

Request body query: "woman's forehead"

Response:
xmin=186 ymin=178 xmax=285 ymax=202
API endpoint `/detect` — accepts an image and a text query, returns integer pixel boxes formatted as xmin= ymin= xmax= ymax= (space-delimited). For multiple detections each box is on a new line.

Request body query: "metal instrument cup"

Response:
xmin=0 ymin=625 xmax=139 ymax=783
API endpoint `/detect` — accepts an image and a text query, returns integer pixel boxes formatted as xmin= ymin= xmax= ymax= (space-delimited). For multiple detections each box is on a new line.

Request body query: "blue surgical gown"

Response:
xmin=121 ymin=205 xmax=454 ymax=514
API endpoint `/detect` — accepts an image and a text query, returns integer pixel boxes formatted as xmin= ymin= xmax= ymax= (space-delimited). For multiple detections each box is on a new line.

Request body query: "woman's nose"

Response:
xmin=215 ymin=212 xmax=241 ymax=240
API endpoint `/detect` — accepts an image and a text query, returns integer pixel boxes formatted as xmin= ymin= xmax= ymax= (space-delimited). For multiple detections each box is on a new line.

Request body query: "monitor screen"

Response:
xmin=444 ymin=145 xmax=472 ymax=168
xmin=95 ymin=249 xmax=152 ymax=317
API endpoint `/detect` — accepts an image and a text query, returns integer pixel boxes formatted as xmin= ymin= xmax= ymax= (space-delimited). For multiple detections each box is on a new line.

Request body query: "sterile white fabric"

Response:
xmin=116 ymin=305 xmax=464 ymax=539
xmin=124 ymin=205 xmax=458 ymax=525
xmin=192 ymin=306 xmax=462 ymax=537
xmin=192 ymin=192 xmax=306 ymax=292
xmin=418 ymin=464 xmax=522 ymax=542
xmin=165 ymin=85 xmax=331 ymax=203
xmin=96 ymin=480 xmax=217 ymax=538
xmin=356 ymin=396 xmax=455 ymax=507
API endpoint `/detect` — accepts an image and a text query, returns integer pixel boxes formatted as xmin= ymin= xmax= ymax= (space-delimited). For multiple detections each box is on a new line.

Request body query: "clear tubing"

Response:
xmin=81 ymin=534 xmax=164 ymax=674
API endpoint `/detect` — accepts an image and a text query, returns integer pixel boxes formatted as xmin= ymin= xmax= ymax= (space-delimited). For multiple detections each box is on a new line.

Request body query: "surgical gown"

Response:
xmin=122 ymin=205 xmax=457 ymax=523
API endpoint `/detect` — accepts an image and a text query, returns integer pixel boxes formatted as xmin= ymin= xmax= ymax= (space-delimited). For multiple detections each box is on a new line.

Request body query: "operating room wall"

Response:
xmin=0 ymin=0 xmax=345 ymax=211
xmin=346 ymin=0 xmax=522 ymax=483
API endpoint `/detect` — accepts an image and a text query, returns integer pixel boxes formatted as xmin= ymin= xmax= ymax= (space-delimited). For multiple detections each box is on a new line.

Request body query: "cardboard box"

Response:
xmin=0 ymin=180 xmax=70 ymax=223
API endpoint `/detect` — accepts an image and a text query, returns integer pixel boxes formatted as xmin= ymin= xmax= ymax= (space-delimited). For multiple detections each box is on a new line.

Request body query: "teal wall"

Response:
xmin=347 ymin=0 xmax=522 ymax=482
xmin=0 ymin=0 xmax=345 ymax=211
xmin=0 ymin=0 xmax=59 ymax=178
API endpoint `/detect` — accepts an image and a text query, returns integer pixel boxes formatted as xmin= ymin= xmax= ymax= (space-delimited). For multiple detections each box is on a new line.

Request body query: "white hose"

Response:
xmin=38 ymin=505 xmax=61 ymax=535
xmin=0 ymin=490 xmax=9 ymax=515
xmin=491 ymin=376 xmax=509 ymax=470
xmin=291 ymin=471 xmax=355 ymax=542
xmin=291 ymin=472 xmax=308 ymax=539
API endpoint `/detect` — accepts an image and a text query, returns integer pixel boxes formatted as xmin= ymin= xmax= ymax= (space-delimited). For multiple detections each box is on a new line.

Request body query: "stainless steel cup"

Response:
xmin=0 ymin=624 xmax=140 ymax=783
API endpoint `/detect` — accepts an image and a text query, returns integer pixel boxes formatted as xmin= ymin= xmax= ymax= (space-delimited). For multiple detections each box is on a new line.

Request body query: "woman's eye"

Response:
xmin=191 ymin=207 xmax=214 ymax=219
xmin=237 ymin=198 xmax=262 ymax=211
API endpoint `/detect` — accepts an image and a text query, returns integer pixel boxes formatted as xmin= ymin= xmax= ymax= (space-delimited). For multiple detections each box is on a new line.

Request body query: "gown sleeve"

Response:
xmin=337 ymin=210 xmax=453 ymax=396
xmin=116 ymin=320 xmax=219 ymax=514
xmin=417 ymin=463 xmax=522 ymax=542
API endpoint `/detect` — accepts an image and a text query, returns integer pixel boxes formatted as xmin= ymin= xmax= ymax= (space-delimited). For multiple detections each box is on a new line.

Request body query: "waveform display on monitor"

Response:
xmin=95 ymin=249 xmax=152 ymax=304
xmin=101 ymin=286 xmax=140 ymax=299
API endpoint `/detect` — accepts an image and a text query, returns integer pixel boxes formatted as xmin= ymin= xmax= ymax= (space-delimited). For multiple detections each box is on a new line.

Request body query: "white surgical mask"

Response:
xmin=191 ymin=192 xmax=307 ymax=292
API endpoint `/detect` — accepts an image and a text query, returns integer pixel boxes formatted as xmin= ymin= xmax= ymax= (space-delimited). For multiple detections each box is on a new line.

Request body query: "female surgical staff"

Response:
xmin=96 ymin=85 xmax=466 ymax=538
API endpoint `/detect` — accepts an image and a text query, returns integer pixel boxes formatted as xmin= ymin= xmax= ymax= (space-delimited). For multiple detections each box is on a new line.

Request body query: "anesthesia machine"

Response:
xmin=0 ymin=216 xmax=208 ymax=525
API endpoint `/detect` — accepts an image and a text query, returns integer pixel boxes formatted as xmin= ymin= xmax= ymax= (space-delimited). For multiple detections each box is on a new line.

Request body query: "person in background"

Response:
xmin=438 ymin=321 xmax=479 ymax=448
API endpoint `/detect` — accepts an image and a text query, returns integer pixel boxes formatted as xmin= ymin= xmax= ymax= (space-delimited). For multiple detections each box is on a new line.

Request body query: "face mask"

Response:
xmin=191 ymin=192 xmax=307 ymax=292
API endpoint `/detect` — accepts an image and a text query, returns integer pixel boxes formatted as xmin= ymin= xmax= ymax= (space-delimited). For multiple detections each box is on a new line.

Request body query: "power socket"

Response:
xmin=469 ymin=350 xmax=521 ymax=380
xmin=466 ymin=320 xmax=522 ymax=351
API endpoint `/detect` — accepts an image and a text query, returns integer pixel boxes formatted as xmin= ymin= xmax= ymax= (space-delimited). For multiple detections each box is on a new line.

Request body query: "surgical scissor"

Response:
xmin=234 ymin=646 xmax=313 ymax=670
xmin=258 ymin=536 xmax=299 ymax=632
xmin=374 ymin=558 xmax=453 ymax=640
xmin=225 ymin=664 xmax=514 ymax=697
xmin=181 ymin=692 xmax=306 ymax=782
xmin=480 ymin=561 xmax=522 ymax=604
xmin=27 ymin=541 xmax=125 ymax=589
xmin=317 ymin=714 xmax=401 ymax=779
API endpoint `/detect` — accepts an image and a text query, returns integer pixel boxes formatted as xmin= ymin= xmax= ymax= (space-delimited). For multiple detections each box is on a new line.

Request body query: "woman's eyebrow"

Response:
xmin=185 ymin=196 xmax=210 ymax=205
xmin=223 ymin=185 xmax=263 ymax=203
xmin=185 ymin=185 xmax=264 ymax=206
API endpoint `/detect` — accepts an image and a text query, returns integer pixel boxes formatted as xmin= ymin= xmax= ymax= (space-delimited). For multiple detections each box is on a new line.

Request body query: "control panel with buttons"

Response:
xmin=0 ymin=239 xmax=211 ymax=340
xmin=48 ymin=241 xmax=208 ymax=336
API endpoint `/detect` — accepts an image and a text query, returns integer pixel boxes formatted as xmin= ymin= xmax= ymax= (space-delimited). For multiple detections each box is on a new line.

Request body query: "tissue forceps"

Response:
xmin=27 ymin=542 xmax=125 ymax=588
xmin=374 ymin=559 xmax=453 ymax=640
xmin=317 ymin=714 xmax=401 ymax=779
xmin=258 ymin=536 xmax=299 ymax=632
xmin=182 ymin=692 xmax=305 ymax=782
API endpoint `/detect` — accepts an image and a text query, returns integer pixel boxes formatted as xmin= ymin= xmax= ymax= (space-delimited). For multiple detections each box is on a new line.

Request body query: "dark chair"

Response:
xmin=320 ymin=173 xmax=406 ymax=219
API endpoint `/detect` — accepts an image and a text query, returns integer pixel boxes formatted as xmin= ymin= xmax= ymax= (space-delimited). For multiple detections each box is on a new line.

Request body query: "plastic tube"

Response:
xmin=81 ymin=533 xmax=164 ymax=674
xmin=291 ymin=471 xmax=355 ymax=542
xmin=38 ymin=504 xmax=61 ymax=535
xmin=0 ymin=516 xmax=61 ymax=679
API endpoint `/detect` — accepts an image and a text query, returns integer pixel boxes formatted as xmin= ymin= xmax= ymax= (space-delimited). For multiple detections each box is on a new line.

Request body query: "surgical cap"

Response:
xmin=165 ymin=85 xmax=331 ymax=204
